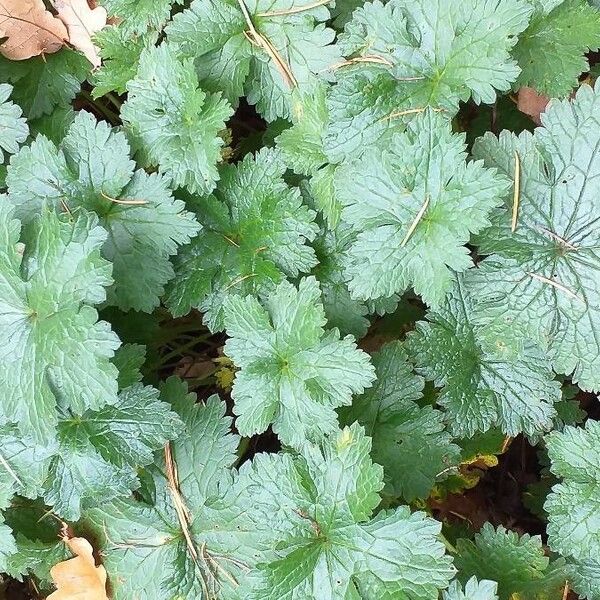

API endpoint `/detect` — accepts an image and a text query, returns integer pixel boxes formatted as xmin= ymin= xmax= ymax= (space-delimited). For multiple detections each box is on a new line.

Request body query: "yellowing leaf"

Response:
xmin=0 ymin=0 xmax=67 ymax=60
xmin=53 ymin=0 xmax=107 ymax=68
xmin=48 ymin=536 xmax=109 ymax=600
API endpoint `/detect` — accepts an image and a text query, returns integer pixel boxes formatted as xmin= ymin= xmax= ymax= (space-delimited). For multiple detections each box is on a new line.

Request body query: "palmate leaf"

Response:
xmin=223 ymin=277 xmax=375 ymax=447
xmin=545 ymin=421 xmax=600 ymax=571
xmin=569 ymin=560 xmax=600 ymax=600
xmin=3 ymin=499 xmax=71 ymax=585
xmin=44 ymin=384 xmax=183 ymax=520
xmin=0 ymin=205 xmax=119 ymax=443
xmin=0 ymin=519 xmax=16 ymax=574
xmin=0 ymin=426 xmax=56 ymax=503
xmin=406 ymin=275 xmax=561 ymax=438
xmin=455 ymin=524 xmax=567 ymax=599
xmin=112 ymin=343 xmax=146 ymax=390
xmin=121 ymin=44 xmax=234 ymax=195
xmin=241 ymin=424 xmax=456 ymax=599
xmin=513 ymin=0 xmax=600 ymax=97
xmin=312 ymin=222 xmax=378 ymax=339
xmin=0 ymin=50 xmax=90 ymax=119
xmin=88 ymin=391 xmax=454 ymax=599
xmin=324 ymin=0 xmax=532 ymax=162
xmin=276 ymin=83 xmax=329 ymax=177
xmin=166 ymin=0 xmax=341 ymax=121
xmin=0 ymin=477 xmax=16 ymax=574
xmin=6 ymin=110 xmax=200 ymax=312
xmin=335 ymin=109 xmax=508 ymax=306
xmin=339 ymin=342 xmax=460 ymax=501
xmin=0 ymin=84 xmax=28 ymax=163
xmin=165 ymin=149 xmax=318 ymax=330
xmin=0 ymin=384 xmax=182 ymax=521
xmin=443 ymin=577 xmax=499 ymax=600
xmin=471 ymin=82 xmax=600 ymax=391
xmin=86 ymin=378 xmax=260 ymax=600
xmin=91 ymin=26 xmax=158 ymax=98
xmin=99 ymin=0 xmax=180 ymax=35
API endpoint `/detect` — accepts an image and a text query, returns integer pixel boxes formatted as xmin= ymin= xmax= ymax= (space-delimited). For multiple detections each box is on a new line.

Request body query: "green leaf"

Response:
xmin=0 ymin=426 xmax=55 ymax=502
xmin=0 ymin=50 xmax=90 ymax=119
xmin=276 ymin=83 xmax=329 ymax=176
xmin=0 ymin=205 xmax=119 ymax=443
xmin=335 ymin=109 xmax=508 ymax=306
xmin=569 ymin=560 xmax=600 ymax=600
xmin=99 ymin=0 xmax=180 ymax=34
xmin=324 ymin=0 xmax=532 ymax=161
xmin=545 ymin=421 xmax=600 ymax=563
xmin=92 ymin=26 xmax=158 ymax=98
xmin=513 ymin=0 xmax=600 ymax=97
xmin=166 ymin=0 xmax=341 ymax=120
xmin=3 ymin=499 xmax=70 ymax=583
xmin=406 ymin=274 xmax=561 ymax=438
xmin=28 ymin=106 xmax=75 ymax=145
xmin=44 ymin=384 xmax=183 ymax=520
xmin=6 ymin=110 xmax=200 ymax=312
xmin=455 ymin=524 xmax=566 ymax=599
xmin=0 ymin=84 xmax=28 ymax=163
xmin=443 ymin=577 xmax=499 ymax=600
xmin=86 ymin=379 xmax=257 ymax=600
xmin=471 ymin=82 xmax=600 ymax=391
xmin=240 ymin=424 xmax=456 ymax=598
xmin=112 ymin=343 xmax=146 ymax=389
xmin=6 ymin=536 xmax=70 ymax=585
xmin=340 ymin=342 xmax=460 ymax=501
xmin=309 ymin=162 xmax=341 ymax=227
xmin=0 ymin=519 xmax=17 ymax=573
xmin=224 ymin=277 xmax=375 ymax=446
xmin=165 ymin=148 xmax=318 ymax=329
xmin=312 ymin=222 xmax=374 ymax=339
xmin=122 ymin=44 xmax=233 ymax=195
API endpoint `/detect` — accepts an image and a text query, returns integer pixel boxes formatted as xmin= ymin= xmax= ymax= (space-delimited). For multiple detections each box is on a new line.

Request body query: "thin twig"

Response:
xmin=511 ymin=150 xmax=520 ymax=232
xmin=257 ymin=0 xmax=332 ymax=17
xmin=381 ymin=106 xmax=444 ymax=122
xmin=101 ymin=191 xmax=148 ymax=205
xmin=223 ymin=273 xmax=256 ymax=292
xmin=0 ymin=451 xmax=22 ymax=487
xmin=237 ymin=0 xmax=297 ymax=88
xmin=324 ymin=55 xmax=395 ymax=71
xmin=562 ymin=581 xmax=569 ymax=600
xmin=222 ymin=234 xmax=240 ymax=248
xmin=539 ymin=226 xmax=578 ymax=250
xmin=401 ymin=195 xmax=430 ymax=247
xmin=164 ymin=443 xmax=215 ymax=596
xmin=527 ymin=272 xmax=585 ymax=304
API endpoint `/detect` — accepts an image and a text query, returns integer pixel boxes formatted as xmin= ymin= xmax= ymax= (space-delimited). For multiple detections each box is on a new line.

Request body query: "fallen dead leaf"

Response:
xmin=517 ymin=86 xmax=550 ymax=125
xmin=47 ymin=535 xmax=109 ymax=600
xmin=53 ymin=0 xmax=107 ymax=68
xmin=0 ymin=0 xmax=68 ymax=60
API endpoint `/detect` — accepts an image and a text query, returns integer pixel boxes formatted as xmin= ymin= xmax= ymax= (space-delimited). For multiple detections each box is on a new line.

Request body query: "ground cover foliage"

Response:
xmin=0 ymin=0 xmax=600 ymax=598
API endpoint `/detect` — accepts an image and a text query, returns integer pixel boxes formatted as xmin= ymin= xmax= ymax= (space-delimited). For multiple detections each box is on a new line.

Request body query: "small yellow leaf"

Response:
xmin=48 ymin=536 xmax=109 ymax=600
xmin=337 ymin=427 xmax=353 ymax=449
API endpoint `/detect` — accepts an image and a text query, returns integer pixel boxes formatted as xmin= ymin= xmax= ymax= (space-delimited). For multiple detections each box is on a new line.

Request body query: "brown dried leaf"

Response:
xmin=53 ymin=0 xmax=107 ymax=68
xmin=47 ymin=536 xmax=109 ymax=600
xmin=0 ymin=0 xmax=68 ymax=60
xmin=516 ymin=86 xmax=550 ymax=126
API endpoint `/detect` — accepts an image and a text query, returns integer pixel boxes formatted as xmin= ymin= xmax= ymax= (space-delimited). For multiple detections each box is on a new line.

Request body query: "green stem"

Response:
xmin=79 ymin=90 xmax=119 ymax=125
xmin=106 ymin=92 xmax=123 ymax=111
xmin=440 ymin=534 xmax=457 ymax=554
xmin=155 ymin=334 xmax=212 ymax=368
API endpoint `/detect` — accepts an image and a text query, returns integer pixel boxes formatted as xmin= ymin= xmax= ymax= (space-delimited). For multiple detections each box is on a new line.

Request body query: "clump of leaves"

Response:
xmin=2 ymin=1 xmax=600 ymax=598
